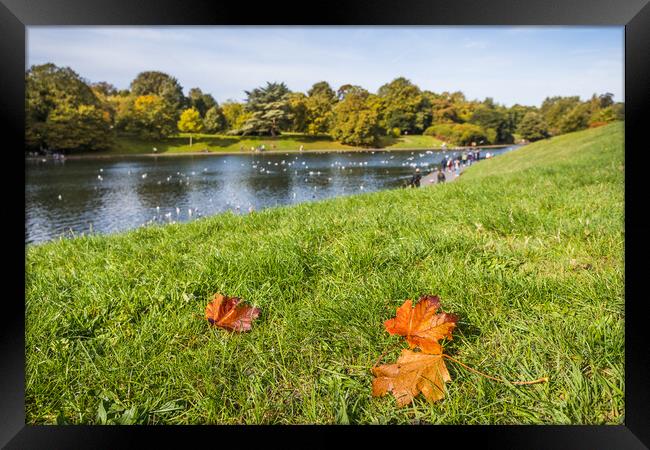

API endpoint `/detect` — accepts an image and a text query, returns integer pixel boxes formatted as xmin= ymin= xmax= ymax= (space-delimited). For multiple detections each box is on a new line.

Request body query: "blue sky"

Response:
xmin=27 ymin=26 xmax=623 ymax=107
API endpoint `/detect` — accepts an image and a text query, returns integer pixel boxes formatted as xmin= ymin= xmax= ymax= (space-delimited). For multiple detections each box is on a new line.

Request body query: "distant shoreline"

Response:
xmin=26 ymin=144 xmax=517 ymax=161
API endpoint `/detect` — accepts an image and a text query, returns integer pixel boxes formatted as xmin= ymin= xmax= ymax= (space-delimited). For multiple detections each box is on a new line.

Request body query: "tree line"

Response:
xmin=25 ymin=63 xmax=624 ymax=153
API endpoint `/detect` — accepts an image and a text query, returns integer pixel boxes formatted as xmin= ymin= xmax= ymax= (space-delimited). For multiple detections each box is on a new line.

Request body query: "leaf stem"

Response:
xmin=442 ymin=354 xmax=549 ymax=385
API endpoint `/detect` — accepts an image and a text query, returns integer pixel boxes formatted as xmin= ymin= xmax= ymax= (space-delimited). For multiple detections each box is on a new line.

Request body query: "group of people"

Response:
xmin=406 ymin=148 xmax=488 ymax=188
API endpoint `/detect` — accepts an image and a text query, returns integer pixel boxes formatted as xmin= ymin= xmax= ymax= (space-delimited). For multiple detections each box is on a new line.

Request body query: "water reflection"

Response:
xmin=26 ymin=147 xmax=517 ymax=244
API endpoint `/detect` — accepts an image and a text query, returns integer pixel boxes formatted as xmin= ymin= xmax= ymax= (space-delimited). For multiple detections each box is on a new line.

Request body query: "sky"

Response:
xmin=26 ymin=26 xmax=624 ymax=107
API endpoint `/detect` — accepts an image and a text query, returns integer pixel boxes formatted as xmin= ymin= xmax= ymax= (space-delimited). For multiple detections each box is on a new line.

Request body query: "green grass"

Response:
xmin=26 ymin=122 xmax=624 ymax=424
xmin=92 ymin=132 xmax=444 ymax=156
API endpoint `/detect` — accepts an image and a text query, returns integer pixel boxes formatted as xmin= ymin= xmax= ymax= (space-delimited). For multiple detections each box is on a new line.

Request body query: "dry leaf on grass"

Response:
xmin=384 ymin=295 xmax=458 ymax=355
xmin=372 ymin=349 xmax=451 ymax=407
xmin=205 ymin=293 xmax=260 ymax=331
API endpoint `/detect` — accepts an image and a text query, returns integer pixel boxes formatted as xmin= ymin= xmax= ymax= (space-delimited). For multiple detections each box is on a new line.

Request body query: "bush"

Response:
xmin=424 ymin=123 xmax=490 ymax=146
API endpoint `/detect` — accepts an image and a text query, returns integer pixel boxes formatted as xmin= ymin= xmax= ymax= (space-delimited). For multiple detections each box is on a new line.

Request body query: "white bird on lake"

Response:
xmin=142 ymin=173 xmax=147 ymax=179
xmin=99 ymin=168 xmax=103 ymax=172
xmin=176 ymin=207 xmax=180 ymax=215
xmin=97 ymin=175 xmax=103 ymax=180
xmin=58 ymin=194 xmax=62 ymax=200
xmin=188 ymin=208 xmax=193 ymax=216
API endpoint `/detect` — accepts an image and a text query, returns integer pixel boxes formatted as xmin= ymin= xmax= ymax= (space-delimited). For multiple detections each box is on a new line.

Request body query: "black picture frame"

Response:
xmin=3 ymin=0 xmax=649 ymax=447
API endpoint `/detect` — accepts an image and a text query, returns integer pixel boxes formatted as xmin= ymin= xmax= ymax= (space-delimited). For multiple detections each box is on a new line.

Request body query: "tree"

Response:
xmin=330 ymin=88 xmax=381 ymax=146
xmin=540 ymin=96 xmax=581 ymax=135
xmin=221 ymin=101 xmax=249 ymax=132
xmin=123 ymin=94 xmax=177 ymax=139
xmin=177 ymin=108 xmax=203 ymax=146
xmin=25 ymin=63 xmax=113 ymax=152
xmin=516 ymin=112 xmax=549 ymax=141
xmin=377 ymin=77 xmax=430 ymax=134
xmin=187 ymin=88 xmax=217 ymax=117
xmin=469 ymin=105 xmax=513 ymax=144
xmin=240 ymin=82 xmax=291 ymax=136
xmin=287 ymin=92 xmax=309 ymax=132
xmin=130 ymin=71 xmax=185 ymax=114
xmin=558 ymin=103 xmax=591 ymax=134
xmin=203 ymin=106 xmax=227 ymax=133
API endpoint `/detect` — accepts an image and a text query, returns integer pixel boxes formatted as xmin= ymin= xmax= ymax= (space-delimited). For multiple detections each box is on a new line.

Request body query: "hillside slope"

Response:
xmin=26 ymin=122 xmax=624 ymax=425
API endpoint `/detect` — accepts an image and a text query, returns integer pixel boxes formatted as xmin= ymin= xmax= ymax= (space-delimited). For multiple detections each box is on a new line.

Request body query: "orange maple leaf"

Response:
xmin=372 ymin=349 xmax=451 ymax=407
xmin=205 ymin=293 xmax=260 ymax=332
xmin=384 ymin=295 xmax=458 ymax=354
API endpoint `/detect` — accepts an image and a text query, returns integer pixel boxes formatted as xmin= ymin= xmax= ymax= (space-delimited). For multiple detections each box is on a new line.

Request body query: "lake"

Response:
xmin=26 ymin=146 xmax=518 ymax=244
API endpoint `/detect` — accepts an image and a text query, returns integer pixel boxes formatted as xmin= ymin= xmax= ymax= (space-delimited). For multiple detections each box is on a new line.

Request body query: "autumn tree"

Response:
xmin=177 ymin=108 xmax=203 ymax=146
xmin=123 ymin=94 xmax=177 ymax=139
xmin=221 ymin=101 xmax=247 ymax=132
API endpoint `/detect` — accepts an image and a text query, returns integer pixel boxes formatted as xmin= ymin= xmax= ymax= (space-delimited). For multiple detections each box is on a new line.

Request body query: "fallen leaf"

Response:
xmin=205 ymin=293 xmax=260 ymax=332
xmin=384 ymin=295 xmax=458 ymax=354
xmin=372 ymin=349 xmax=451 ymax=406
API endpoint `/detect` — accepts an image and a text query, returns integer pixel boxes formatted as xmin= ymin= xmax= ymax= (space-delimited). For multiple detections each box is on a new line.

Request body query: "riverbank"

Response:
xmin=26 ymin=131 xmax=516 ymax=160
xmin=28 ymin=144 xmax=516 ymax=161
xmin=26 ymin=123 xmax=623 ymax=425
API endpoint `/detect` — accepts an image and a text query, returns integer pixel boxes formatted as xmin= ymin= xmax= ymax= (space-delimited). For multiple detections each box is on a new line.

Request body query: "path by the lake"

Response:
xmin=420 ymin=162 xmax=472 ymax=185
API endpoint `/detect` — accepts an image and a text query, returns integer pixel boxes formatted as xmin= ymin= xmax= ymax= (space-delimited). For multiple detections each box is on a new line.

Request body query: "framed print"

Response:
xmin=2 ymin=0 xmax=649 ymax=447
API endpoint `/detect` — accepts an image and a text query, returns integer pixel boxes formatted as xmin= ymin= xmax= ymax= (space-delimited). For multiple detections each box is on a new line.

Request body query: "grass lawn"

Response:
xmin=25 ymin=122 xmax=624 ymax=424
xmin=94 ymin=132 xmax=445 ymax=156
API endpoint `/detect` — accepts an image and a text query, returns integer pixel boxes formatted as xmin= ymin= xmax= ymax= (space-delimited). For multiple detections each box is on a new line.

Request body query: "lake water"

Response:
xmin=26 ymin=147 xmax=518 ymax=244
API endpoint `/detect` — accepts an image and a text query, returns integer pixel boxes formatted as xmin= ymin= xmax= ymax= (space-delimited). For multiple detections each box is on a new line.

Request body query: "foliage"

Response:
xmin=25 ymin=63 xmax=113 ymax=152
xmin=424 ymin=122 xmax=490 ymax=146
xmin=178 ymin=108 xmax=204 ymax=134
xmin=330 ymin=88 xmax=382 ymax=146
xmin=187 ymin=88 xmax=217 ymax=118
xmin=287 ymin=92 xmax=309 ymax=133
xmin=129 ymin=71 xmax=185 ymax=114
xmin=240 ymin=82 xmax=292 ymax=136
xmin=469 ymin=105 xmax=514 ymax=144
xmin=123 ymin=95 xmax=177 ymax=139
xmin=305 ymin=82 xmax=337 ymax=135
xmin=516 ymin=112 xmax=549 ymax=142
xmin=203 ymin=106 xmax=227 ymax=133
xmin=559 ymin=103 xmax=592 ymax=134
xmin=377 ymin=77 xmax=430 ymax=134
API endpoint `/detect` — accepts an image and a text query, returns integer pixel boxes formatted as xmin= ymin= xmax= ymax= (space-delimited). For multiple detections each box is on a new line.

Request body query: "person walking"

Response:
xmin=462 ymin=152 xmax=468 ymax=166
xmin=410 ymin=168 xmax=422 ymax=187
xmin=437 ymin=168 xmax=446 ymax=184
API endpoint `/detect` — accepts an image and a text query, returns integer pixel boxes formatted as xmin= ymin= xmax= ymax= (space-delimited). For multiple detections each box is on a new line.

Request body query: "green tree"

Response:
xmin=25 ymin=63 xmax=113 ymax=152
xmin=469 ymin=104 xmax=513 ymax=144
xmin=330 ymin=88 xmax=381 ymax=146
xmin=559 ymin=103 xmax=591 ymax=134
xmin=240 ymin=82 xmax=292 ymax=136
xmin=177 ymin=108 xmax=203 ymax=146
xmin=187 ymin=88 xmax=217 ymax=117
xmin=288 ymin=92 xmax=309 ymax=132
xmin=304 ymin=81 xmax=336 ymax=135
xmin=516 ymin=112 xmax=549 ymax=141
xmin=540 ymin=96 xmax=581 ymax=135
xmin=203 ymin=106 xmax=227 ymax=134
xmin=130 ymin=71 xmax=185 ymax=114
xmin=377 ymin=77 xmax=430 ymax=134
